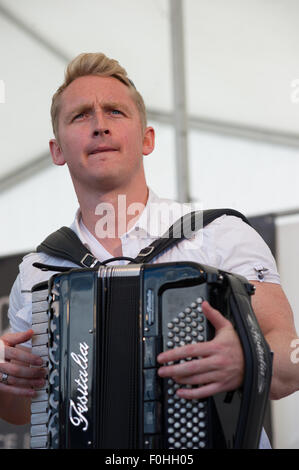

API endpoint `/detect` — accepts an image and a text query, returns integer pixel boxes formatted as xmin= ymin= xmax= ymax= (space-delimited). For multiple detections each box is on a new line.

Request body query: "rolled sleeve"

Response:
xmin=214 ymin=216 xmax=280 ymax=284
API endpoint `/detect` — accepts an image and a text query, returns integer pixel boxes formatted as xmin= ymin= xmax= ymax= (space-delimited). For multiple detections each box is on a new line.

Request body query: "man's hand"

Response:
xmin=0 ymin=329 xmax=46 ymax=397
xmin=157 ymin=301 xmax=244 ymax=400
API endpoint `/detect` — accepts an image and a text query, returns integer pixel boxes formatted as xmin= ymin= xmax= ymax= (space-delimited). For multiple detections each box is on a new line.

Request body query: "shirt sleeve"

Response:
xmin=213 ymin=215 xmax=280 ymax=284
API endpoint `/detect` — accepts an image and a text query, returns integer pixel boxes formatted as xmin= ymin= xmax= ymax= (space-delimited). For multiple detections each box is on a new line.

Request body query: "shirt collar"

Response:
xmin=133 ymin=188 xmax=195 ymax=237
xmin=70 ymin=187 xmax=194 ymax=242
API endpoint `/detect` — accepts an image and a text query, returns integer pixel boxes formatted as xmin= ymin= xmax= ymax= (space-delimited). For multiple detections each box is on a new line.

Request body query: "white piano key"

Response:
xmin=31 ymin=436 xmax=48 ymax=448
xmin=32 ymin=334 xmax=48 ymax=347
xmin=31 ymin=401 xmax=48 ymax=414
xmin=32 ymin=312 xmax=48 ymax=324
xmin=31 ymin=424 xmax=47 ymax=436
xmin=32 ymin=301 xmax=49 ymax=313
xmin=32 ymin=290 xmax=48 ymax=302
xmin=31 ymin=412 xmax=48 ymax=425
xmin=32 ymin=345 xmax=48 ymax=357
xmin=32 ymin=323 xmax=48 ymax=335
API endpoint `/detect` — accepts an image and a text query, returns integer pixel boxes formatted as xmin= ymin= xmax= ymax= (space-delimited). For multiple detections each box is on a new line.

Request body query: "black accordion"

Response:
xmin=30 ymin=262 xmax=272 ymax=449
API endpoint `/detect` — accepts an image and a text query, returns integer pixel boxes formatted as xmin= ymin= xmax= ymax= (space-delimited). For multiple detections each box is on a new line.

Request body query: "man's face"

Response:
xmin=50 ymin=75 xmax=154 ymax=193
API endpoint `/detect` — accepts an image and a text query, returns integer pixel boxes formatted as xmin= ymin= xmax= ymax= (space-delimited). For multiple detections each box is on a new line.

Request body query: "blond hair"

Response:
xmin=51 ymin=52 xmax=147 ymax=139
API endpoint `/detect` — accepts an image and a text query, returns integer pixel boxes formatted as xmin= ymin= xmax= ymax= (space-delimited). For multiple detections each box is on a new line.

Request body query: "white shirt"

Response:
xmin=8 ymin=188 xmax=280 ymax=334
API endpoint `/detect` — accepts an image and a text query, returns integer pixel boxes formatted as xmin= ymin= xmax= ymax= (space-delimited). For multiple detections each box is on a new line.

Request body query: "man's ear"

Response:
xmin=49 ymin=139 xmax=66 ymax=166
xmin=142 ymin=126 xmax=155 ymax=156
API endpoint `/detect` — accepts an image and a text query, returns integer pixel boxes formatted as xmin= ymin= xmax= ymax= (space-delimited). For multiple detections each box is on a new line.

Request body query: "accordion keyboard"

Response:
xmin=162 ymin=293 xmax=208 ymax=449
xmin=30 ymin=287 xmax=49 ymax=449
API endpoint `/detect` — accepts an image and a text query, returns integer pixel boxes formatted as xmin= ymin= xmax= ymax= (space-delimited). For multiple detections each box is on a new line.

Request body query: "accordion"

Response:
xmin=30 ymin=261 xmax=272 ymax=449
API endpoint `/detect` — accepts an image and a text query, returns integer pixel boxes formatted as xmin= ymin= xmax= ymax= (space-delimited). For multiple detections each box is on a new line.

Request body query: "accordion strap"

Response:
xmin=35 ymin=208 xmax=250 ymax=270
xmin=131 ymin=208 xmax=250 ymax=264
xmin=36 ymin=226 xmax=102 ymax=269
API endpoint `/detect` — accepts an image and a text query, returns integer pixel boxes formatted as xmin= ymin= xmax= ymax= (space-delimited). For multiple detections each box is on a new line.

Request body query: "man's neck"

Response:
xmin=77 ymin=183 xmax=149 ymax=257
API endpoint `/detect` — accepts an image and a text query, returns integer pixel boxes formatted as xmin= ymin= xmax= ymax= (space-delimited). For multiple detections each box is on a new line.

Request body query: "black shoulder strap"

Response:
xmin=132 ymin=208 xmax=251 ymax=264
xmin=36 ymin=226 xmax=101 ymax=269
xmin=35 ymin=208 xmax=250 ymax=269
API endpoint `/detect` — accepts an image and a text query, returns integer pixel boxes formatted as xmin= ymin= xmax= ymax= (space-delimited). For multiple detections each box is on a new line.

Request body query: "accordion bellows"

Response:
xmin=30 ymin=262 xmax=272 ymax=449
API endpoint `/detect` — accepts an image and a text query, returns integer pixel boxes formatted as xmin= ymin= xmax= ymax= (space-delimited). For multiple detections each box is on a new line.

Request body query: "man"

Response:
xmin=0 ymin=53 xmax=298 ymax=432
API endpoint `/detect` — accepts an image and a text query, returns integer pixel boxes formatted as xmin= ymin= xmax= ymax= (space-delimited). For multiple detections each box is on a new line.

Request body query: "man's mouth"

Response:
xmin=88 ymin=146 xmax=118 ymax=155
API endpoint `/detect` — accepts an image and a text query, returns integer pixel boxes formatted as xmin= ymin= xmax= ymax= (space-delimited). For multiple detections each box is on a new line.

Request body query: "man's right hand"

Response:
xmin=0 ymin=329 xmax=46 ymax=397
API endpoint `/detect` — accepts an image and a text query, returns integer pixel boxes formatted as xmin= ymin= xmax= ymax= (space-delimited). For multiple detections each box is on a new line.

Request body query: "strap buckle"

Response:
xmin=81 ymin=253 xmax=99 ymax=268
xmin=137 ymin=246 xmax=155 ymax=257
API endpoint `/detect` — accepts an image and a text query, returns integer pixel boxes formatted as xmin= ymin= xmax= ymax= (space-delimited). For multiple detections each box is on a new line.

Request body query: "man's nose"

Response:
xmin=92 ymin=112 xmax=110 ymax=137
xmin=93 ymin=128 xmax=110 ymax=137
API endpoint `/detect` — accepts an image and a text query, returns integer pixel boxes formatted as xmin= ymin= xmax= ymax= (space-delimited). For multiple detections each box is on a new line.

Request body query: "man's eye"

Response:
xmin=74 ymin=113 xmax=83 ymax=119
xmin=111 ymin=109 xmax=122 ymax=115
xmin=73 ymin=112 xmax=88 ymax=120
